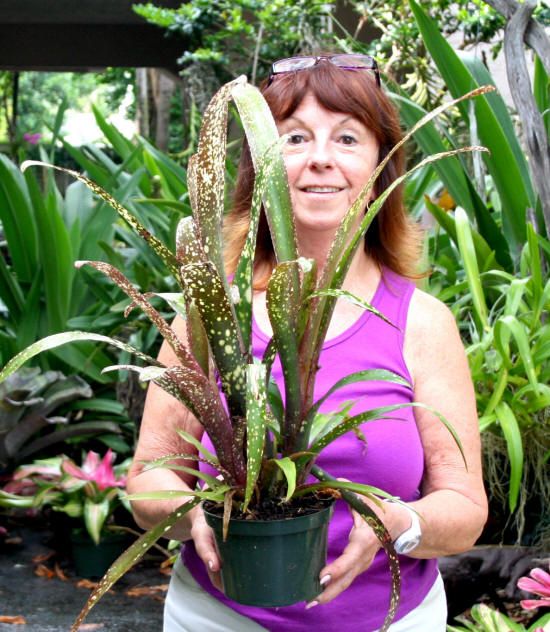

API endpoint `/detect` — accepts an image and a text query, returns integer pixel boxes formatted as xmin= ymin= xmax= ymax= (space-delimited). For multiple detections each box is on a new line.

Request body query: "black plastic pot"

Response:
xmin=70 ymin=529 xmax=129 ymax=579
xmin=203 ymin=501 xmax=334 ymax=607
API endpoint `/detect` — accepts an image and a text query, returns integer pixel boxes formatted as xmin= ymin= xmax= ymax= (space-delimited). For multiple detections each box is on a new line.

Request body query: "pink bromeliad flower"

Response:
xmin=62 ymin=449 xmax=126 ymax=491
xmin=517 ymin=564 xmax=550 ymax=610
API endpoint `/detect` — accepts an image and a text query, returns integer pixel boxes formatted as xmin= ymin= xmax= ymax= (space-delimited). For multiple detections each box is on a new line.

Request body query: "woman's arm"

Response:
xmin=400 ymin=288 xmax=488 ymax=556
xmin=126 ymin=317 xmax=211 ymax=545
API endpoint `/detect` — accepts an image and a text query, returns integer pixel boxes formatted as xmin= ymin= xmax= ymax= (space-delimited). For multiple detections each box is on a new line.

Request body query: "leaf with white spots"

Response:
xmin=309 ymin=289 xmax=397 ymax=328
xmin=231 ymin=82 xmax=298 ymax=264
xmin=233 ymin=137 xmax=288 ymax=354
xmin=0 ymin=331 xmax=162 ymax=384
xmin=299 ymin=369 xmax=411 ymax=446
xmin=70 ymin=498 xmax=202 ymax=631
xmin=176 ymin=216 xmax=206 ymax=266
xmin=189 ymin=78 xmax=246 ymax=280
xmin=266 ymin=261 xmax=302 ymax=451
xmin=21 ymin=160 xmax=180 ymax=278
xmin=180 ymin=261 xmax=247 ymax=420
xmin=158 ymin=365 xmax=246 ymax=486
xmin=76 ymin=260 xmax=201 ymax=374
xmin=243 ymin=363 xmax=267 ymax=512
xmin=309 ymin=467 xmax=401 ymax=632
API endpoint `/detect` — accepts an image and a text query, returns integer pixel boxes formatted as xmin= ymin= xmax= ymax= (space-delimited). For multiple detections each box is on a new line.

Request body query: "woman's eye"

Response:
xmin=340 ymin=134 xmax=357 ymax=145
xmin=288 ymin=134 xmax=306 ymax=145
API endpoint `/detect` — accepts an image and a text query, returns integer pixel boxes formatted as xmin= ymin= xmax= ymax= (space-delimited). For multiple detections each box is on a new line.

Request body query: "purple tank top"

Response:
xmin=183 ymin=268 xmax=438 ymax=631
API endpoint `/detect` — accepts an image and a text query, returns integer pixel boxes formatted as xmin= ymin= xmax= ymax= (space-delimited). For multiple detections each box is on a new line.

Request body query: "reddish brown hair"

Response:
xmin=224 ymin=61 xmax=423 ymax=286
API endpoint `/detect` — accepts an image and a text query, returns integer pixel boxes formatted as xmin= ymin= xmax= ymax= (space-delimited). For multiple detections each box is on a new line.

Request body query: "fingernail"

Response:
xmin=305 ymin=600 xmax=319 ymax=610
xmin=320 ymin=574 xmax=332 ymax=587
xmin=208 ymin=560 xmax=214 ymax=570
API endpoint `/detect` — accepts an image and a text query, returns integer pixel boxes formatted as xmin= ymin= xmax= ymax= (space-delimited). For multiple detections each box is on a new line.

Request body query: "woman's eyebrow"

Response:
xmin=278 ymin=116 xmax=306 ymax=127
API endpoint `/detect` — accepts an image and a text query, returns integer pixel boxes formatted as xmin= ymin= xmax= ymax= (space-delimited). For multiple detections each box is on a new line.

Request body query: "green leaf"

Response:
xmin=534 ymin=54 xmax=550 ymax=139
xmin=423 ymin=197 xmax=496 ymax=269
xmin=306 ymin=369 xmax=410 ymax=425
xmin=273 ymin=457 xmax=296 ymax=502
xmin=125 ymin=487 xmax=229 ymax=503
xmin=494 ymin=315 xmax=539 ymax=395
xmin=526 ymin=223 xmax=543 ymax=323
xmin=409 ymin=0 xmax=534 ymax=250
xmin=142 ymin=459 xmax=224 ymax=489
xmin=495 ymin=402 xmax=523 ymax=513
xmin=84 ymin=498 xmax=110 ymax=545
xmin=25 ymin=168 xmax=74 ymax=332
xmin=312 ymin=402 xmax=465 ymax=466
xmin=455 ymin=207 xmax=489 ymax=333
xmin=310 ymin=288 xmax=397 ymax=328
xmin=0 ymin=154 xmax=38 ymax=282
xmin=243 ymin=364 xmax=267 ymax=511
xmin=392 ymin=91 xmax=511 ymax=269
xmin=176 ymin=429 xmax=219 ymax=465
xmin=92 ymin=104 xmax=138 ymax=167
xmin=233 ymin=137 xmax=288 ymax=354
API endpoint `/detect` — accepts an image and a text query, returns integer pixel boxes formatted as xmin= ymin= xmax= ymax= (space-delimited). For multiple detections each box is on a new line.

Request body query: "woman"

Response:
xmin=127 ymin=55 xmax=488 ymax=631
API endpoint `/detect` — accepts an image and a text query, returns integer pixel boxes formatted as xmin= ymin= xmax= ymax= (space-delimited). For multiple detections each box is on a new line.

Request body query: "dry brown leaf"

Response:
xmin=76 ymin=624 xmax=105 ymax=630
xmin=32 ymin=552 xmax=54 ymax=564
xmin=54 ymin=562 xmax=68 ymax=581
xmin=34 ymin=563 xmax=55 ymax=579
xmin=160 ymin=557 xmax=174 ymax=569
xmin=0 ymin=615 xmax=27 ymax=624
xmin=76 ymin=579 xmax=99 ymax=590
xmin=125 ymin=584 xmax=169 ymax=597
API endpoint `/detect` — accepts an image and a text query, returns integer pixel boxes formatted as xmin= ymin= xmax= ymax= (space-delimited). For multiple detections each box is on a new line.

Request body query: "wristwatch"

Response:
xmin=388 ymin=501 xmax=422 ymax=555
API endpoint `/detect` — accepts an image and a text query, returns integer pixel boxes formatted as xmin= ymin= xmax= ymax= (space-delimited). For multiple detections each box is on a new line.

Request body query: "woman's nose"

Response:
xmin=307 ymin=141 xmax=334 ymax=169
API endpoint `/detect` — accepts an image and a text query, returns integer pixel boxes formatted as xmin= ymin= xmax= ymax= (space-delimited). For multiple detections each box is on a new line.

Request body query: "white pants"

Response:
xmin=164 ymin=556 xmax=447 ymax=632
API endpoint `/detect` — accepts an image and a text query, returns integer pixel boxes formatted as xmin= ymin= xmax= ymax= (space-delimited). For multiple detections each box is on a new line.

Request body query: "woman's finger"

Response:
xmin=190 ymin=510 xmax=221 ymax=572
xmin=312 ymin=522 xmax=380 ymax=606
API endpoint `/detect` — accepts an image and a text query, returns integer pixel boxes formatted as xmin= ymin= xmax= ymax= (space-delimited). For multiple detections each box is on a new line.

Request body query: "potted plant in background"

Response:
xmin=1 ymin=449 xmax=131 ymax=578
xmin=0 ymin=76 xmax=489 ymax=630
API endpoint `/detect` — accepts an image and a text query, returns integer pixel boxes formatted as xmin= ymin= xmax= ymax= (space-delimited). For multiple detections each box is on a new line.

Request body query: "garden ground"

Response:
xmin=0 ymin=520 xmax=164 ymax=631
xmin=1 ymin=518 xmax=546 ymax=630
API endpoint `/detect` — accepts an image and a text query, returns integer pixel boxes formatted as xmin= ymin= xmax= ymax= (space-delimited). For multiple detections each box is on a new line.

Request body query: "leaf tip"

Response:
xmin=20 ymin=160 xmax=40 ymax=173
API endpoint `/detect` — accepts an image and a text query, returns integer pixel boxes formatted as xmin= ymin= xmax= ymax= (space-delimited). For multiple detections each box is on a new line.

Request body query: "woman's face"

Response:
xmin=276 ymin=94 xmax=380 ymax=237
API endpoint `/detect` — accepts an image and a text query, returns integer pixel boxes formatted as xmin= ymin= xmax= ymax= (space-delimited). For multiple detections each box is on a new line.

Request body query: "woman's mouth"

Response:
xmin=300 ymin=186 xmax=344 ymax=194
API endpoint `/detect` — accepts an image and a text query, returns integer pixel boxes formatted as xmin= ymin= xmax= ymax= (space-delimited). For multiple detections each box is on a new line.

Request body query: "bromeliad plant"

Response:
xmin=0 ymin=75 xmax=487 ymax=630
xmin=0 ymin=449 xmax=130 ymax=545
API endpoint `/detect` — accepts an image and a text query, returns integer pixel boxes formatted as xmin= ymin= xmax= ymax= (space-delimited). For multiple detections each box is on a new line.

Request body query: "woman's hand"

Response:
xmin=189 ymin=505 xmax=223 ymax=591
xmin=308 ymin=508 xmax=382 ymax=608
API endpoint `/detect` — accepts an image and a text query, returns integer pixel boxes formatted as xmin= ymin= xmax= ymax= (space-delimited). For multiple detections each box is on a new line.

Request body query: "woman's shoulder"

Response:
xmin=404 ymin=287 xmax=464 ymax=381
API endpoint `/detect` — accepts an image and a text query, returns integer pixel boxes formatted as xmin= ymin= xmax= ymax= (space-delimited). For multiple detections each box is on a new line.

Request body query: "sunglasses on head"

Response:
xmin=268 ymin=54 xmax=381 ymax=87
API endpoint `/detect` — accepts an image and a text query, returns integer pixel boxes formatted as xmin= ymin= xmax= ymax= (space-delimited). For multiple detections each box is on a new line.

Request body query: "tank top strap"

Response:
xmin=375 ymin=267 xmax=416 ymax=332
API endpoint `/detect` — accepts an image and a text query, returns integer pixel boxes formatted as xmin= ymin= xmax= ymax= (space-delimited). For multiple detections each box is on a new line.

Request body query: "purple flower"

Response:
xmin=517 ymin=565 xmax=550 ymax=610
xmin=23 ymin=132 xmax=42 ymax=145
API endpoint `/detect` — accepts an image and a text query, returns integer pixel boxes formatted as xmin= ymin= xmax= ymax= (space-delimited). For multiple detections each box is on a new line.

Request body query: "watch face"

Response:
xmin=396 ymin=535 xmax=421 ymax=554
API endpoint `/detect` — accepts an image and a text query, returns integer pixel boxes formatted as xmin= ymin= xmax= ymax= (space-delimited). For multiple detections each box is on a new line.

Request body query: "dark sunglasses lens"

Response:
xmin=331 ymin=54 xmax=375 ymax=69
xmin=272 ymin=57 xmax=316 ymax=73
